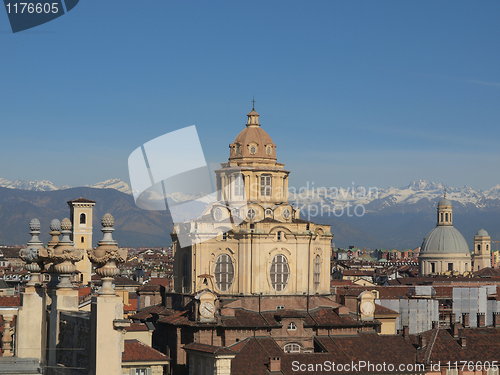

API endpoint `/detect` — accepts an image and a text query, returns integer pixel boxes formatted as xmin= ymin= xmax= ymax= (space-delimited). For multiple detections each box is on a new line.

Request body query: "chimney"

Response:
xmin=478 ymin=313 xmax=486 ymax=328
xmin=460 ymin=337 xmax=467 ymax=348
xmin=269 ymin=357 xmax=281 ymax=372
xmin=402 ymin=326 xmax=409 ymax=338
xmin=462 ymin=313 xmax=470 ymax=328
xmin=452 ymin=322 xmax=460 ymax=338
xmin=418 ymin=335 xmax=427 ymax=349
xmin=494 ymin=312 xmax=500 ymax=328
xmin=449 ymin=313 xmax=455 ymax=326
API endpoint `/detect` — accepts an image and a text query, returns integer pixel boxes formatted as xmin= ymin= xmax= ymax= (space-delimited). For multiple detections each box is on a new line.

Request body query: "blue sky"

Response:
xmin=1 ymin=1 xmax=500 ymax=191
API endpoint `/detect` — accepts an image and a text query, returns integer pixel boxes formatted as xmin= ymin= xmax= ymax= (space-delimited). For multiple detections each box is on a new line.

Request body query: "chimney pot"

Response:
xmin=418 ymin=335 xmax=427 ymax=349
xmin=478 ymin=313 xmax=486 ymax=328
xmin=494 ymin=313 xmax=500 ymax=328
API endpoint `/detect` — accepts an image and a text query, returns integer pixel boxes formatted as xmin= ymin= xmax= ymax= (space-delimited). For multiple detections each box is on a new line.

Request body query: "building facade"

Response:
xmin=173 ymin=108 xmax=333 ymax=296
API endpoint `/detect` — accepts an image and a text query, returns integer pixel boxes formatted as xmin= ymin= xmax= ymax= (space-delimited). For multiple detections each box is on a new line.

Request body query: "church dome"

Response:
xmin=229 ymin=108 xmax=277 ymax=162
xmin=438 ymin=197 xmax=452 ymax=206
xmin=420 ymin=226 xmax=470 ymax=254
xmin=475 ymin=228 xmax=489 ymax=237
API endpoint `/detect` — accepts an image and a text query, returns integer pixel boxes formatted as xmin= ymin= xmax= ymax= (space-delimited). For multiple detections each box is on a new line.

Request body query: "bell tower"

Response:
xmin=68 ymin=197 xmax=96 ymax=285
xmin=474 ymin=229 xmax=491 ymax=271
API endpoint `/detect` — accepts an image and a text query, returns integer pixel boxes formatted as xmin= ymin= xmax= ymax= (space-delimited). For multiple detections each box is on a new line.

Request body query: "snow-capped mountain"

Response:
xmin=288 ymin=178 xmax=499 ymax=211
xmin=1 ymin=177 xmax=499 ymax=208
xmin=0 ymin=178 xmax=71 ymax=191
xmin=86 ymin=178 xmax=132 ymax=194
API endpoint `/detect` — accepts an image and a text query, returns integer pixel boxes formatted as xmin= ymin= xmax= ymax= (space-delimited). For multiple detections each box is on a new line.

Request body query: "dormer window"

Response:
xmin=284 ymin=343 xmax=300 ymax=353
xmin=250 ymin=145 xmax=257 ymax=154
xmin=266 ymin=146 xmax=272 ymax=155
xmin=235 ymin=144 xmax=241 ymax=155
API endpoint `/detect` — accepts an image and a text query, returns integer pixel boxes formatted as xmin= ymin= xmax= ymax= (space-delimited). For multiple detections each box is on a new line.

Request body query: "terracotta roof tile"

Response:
xmin=122 ymin=339 xmax=169 ymax=362
xmin=125 ymin=322 xmax=149 ymax=332
xmin=0 ymin=296 xmax=20 ymax=307
xmin=67 ymin=198 xmax=96 ymax=204
xmin=184 ymin=342 xmax=235 ymax=355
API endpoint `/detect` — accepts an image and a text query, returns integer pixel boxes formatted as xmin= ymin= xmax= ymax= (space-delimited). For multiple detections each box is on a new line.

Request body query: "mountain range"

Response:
xmin=0 ymin=178 xmax=499 ymax=249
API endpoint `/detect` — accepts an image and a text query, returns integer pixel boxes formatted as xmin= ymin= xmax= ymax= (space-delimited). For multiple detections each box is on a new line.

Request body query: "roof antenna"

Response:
xmin=252 ymin=96 xmax=255 ymax=111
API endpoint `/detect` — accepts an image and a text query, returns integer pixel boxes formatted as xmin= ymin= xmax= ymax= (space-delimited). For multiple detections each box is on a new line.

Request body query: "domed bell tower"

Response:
xmin=474 ymin=229 xmax=491 ymax=271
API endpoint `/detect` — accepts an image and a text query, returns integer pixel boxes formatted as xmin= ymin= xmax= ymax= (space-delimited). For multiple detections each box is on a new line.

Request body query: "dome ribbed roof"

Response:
xmin=229 ymin=109 xmax=277 ymax=162
xmin=438 ymin=197 xmax=452 ymax=206
xmin=420 ymin=226 xmax=470 ymax=254
xmin=475 ymin=228 xmax=489 ymax=237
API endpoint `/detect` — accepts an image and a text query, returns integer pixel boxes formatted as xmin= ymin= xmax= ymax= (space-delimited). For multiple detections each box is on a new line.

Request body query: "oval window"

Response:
xmin=270 ymin=254 xmax=290 ymax=291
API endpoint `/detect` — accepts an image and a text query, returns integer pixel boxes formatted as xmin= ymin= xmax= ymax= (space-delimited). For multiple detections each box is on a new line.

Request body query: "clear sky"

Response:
xmin=1 ymin=1 xmax=500 ymax=192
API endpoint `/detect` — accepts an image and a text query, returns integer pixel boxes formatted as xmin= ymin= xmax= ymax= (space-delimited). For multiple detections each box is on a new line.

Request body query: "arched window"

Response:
xmin=277 ymin=231 xmax=283 ymax=241
xmin=487 ymin=244 xmax=489 ymax=251
xmin=445 ymin=213 xmax=448 ymax=222
xmin=270 ymin=254 xmax=290 ymax=292
xmin=283 ymin=343 xmax=300 ymax=353
xmin=440 ymin=213 xmax=443 ymax=222
xmin=234 ymin=174 xmax=244 ymax=198
xmin=477 ymin=244 xmax=481 ymax=251
xmin=261 ymin=174 xmax=272 ymax=197
xmin=222 ymin=232 xmax=228 ymax=241
xmin=80 ymin=213 xmax=86 ymax=224
xmin=287 ymin=322 xmax=297 ymax=331
xmin=313 ymin=255 xmax=321 ymax=288
xmin=81 ymin=236 xmax=85 ymax=243
xmin=214 ymin=254 xmax=234 ymax=292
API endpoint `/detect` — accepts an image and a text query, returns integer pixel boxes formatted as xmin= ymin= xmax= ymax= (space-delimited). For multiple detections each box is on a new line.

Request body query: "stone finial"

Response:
xmin=60 ymin=218 xmax=72 ymax=231
xmin=29 ymin=218 xmax=41 ymax=232
xmin=47 ymin=219 xmax=61 ymax=250
xmin=42 ymin=218 xmax=83 ymax=288
xmin=88 ymin=214 xmax=127 ymax=295
xmin=50 ymin=219 xmax=61 ymax=231
xmin=19 ymin=218 xmax=45 ymax=286
xmin=101 ymin=213 xmax=114 ymax=228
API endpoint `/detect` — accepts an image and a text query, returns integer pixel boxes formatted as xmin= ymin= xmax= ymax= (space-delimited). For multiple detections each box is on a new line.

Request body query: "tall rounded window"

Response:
xmin=214 ymin=254 xmax=234 ymax=292
xmin=80 ymin=213 xmax=86 ymax=225
xmin=270 ymin=254 xmax=290 ymax=292
xmin=313 ymin=255 xmax=321 ymax=288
